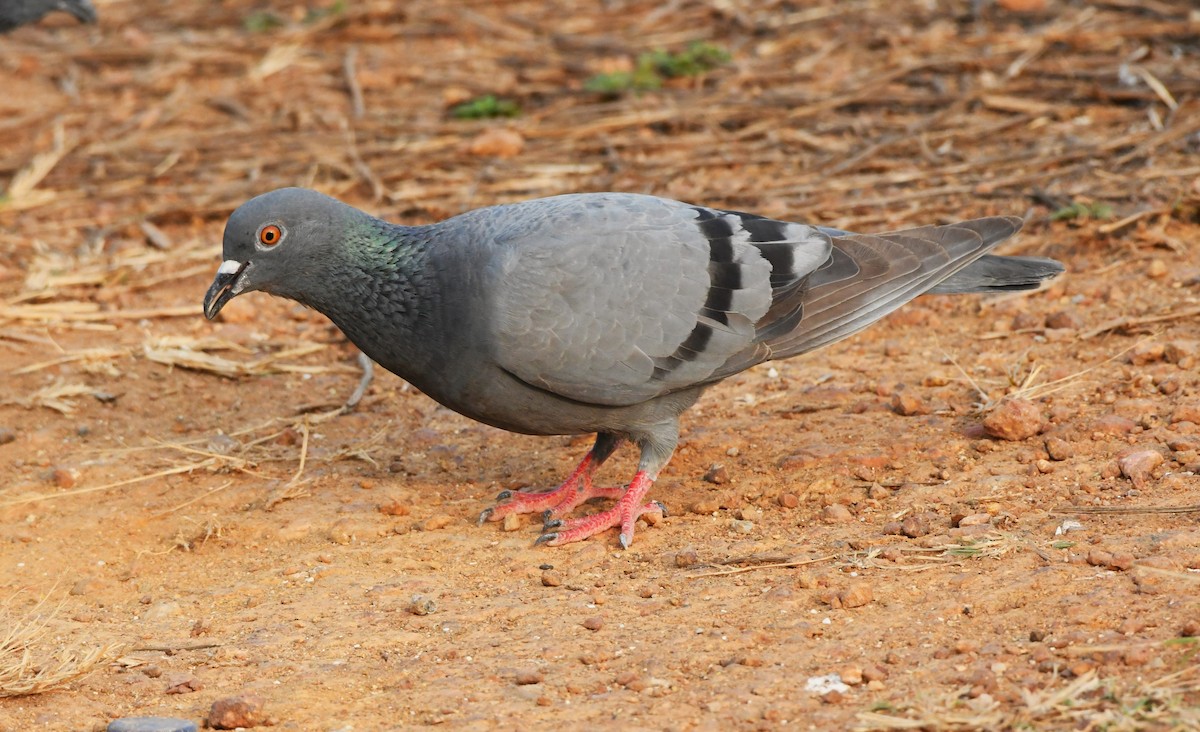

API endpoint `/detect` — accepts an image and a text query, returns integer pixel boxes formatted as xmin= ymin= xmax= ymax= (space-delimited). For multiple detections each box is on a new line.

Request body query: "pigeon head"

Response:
xmin=204 ymin=187 xmax=362 ymax=320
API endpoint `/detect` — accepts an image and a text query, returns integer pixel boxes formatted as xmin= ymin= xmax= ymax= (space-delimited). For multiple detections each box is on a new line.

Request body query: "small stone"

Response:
xmin=823 ymin=504 xmax=853 ymax=523
xmin=729 ymin=519 xmax=754 ymax=534
xmin=862 ymin=664 xmax=888 ymax=682
xmin=615 ymin=670 xmax=643 ymax=690
xmin=107 ymin=718 xmax=198 ymax=732
xmin=142 ymin=665 xmax=162 ymax=679
xmin=1118 ymin=450 xmax=1164 ymax=489
xmin=900 ymin=514 xmax=931 ymax=538
xmin=1011 ymin=312 xmax=1044 ymax=330
xmin=839 ymin=665 xmax=864 ymax=685
xmin=832 ymin=583 xmax=874 ymax=609
xmin=407 ymin=595 xmax=437 ymax=616
xmin=515 ymin=668 xmax=544 ymax=685
xmin=674 ymin=547 xmax=698 ymax=568
xmin=423 ymin=514 xmax=453 ymax=531
xmin=70 ymin=576 xmax=100 ymax=596
xmin=1093 ymin=414 xmax=1137 ymax=434
xmin=736 ymin=507 xmax=762 ymax=522
xmin=377 ymin=500 xmax=411 ymax=516
xmin=703 ymin=463 xmax=729 ymax=484
xmin=541 ymin=570 xmax=562 ymax=587
xmin=983 ymin=399 xmax=1042 ymax=441
xmin=468 ymin=128 xmax=524 ymax=157
xmin=1127 ymin=342 xmax=1165 ymax=365
xmin=0 ymin=428 xmax=15 ymax=445
xmin=1087 ymin=549 xmax=1114 ymax=568
xmin=1035 ymin=459 xmax=1054 ymax=474
xmin=1029 ymin=629 xmax=1048 ymax=642
xmin=207 ymin=694 xmax=268 ymax=729
xmin=1044 ymin=435 xmax=1073 ymax=461
xmin=1181 ymin=620 xmax=1200 ymax=638
xmin=1045 ymin=310 xmax=1083 ymax=330
xmin=51 ymin=467 xmax=77 ymax=488
xmin=1109 ymin=551 xmax=1134 ymax=571
xmin=1147 ymin=258 xmax=1168 ymax=278
xmin=501 ymin=513 xmax=521 ymax=532
xmin=1164 ymin=341 xmax=1198 ymax=366
xmin=891 ymin=391 xmax=930 ymax=416
xmin=206 ymin=433 xmax=239 ymax=455
xmin=957 ymin=513 xmax=991 ymax=528
xmin=778 ymin=493 xmax=799 ymax=509
xmin=691 ymin=498 xmax=720 ymax=515
xmin=163 ymin=673 xmax=203 ymax=694
xmin=1171 ymin=403 xmax=1200 ymax=425
xmin=582 ymin=616 xmax=604 ymax=631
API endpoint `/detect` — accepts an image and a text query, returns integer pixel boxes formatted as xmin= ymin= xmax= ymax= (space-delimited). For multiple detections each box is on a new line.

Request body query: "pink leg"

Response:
xmin=477 ymin=438 xmax=624 ymax=526
xmin=535 ymin=471 xmax=664 ymax=549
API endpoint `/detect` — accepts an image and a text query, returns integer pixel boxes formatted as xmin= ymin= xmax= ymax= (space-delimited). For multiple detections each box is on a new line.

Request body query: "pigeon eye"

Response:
xmin=259 ymin=224 xmax=282 ymax=247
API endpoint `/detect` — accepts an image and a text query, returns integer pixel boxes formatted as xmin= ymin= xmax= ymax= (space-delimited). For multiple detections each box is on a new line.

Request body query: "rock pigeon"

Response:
xmin=0 ymin=0 xmax=96 ymax=32
xmin=204 ymin=188 xmax=1063 ymax=548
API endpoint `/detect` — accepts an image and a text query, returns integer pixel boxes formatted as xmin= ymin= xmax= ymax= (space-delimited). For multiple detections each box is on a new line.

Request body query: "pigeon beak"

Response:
xmin=203 ymin=260 xmax=249 ymax=320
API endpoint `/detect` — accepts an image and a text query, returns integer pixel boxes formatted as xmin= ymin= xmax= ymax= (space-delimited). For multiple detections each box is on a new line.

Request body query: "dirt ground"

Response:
xmin=2 ymin=0 xmax=1199 ymax=729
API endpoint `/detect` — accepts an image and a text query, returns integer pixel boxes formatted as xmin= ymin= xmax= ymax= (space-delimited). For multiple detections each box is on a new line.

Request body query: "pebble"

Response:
xmin=1045 ymin=310 xmax=1083 ymax=330
xmin=407 ymin=595 xmax=437 ymax=616
xmin=376 ymin=500 xmax=411 ymax=516
xmin=839 ymin=665 xmax=863 ymax=685
xmin=891 ymin=391 xmax=931 ymax=416
xmin=900 ymin=513 xmax=932 ymax=538
xmin=1164 ymin=340 xmax=1198 ymax=366
xmin=468 ymin=128 xmax=524 ymax=158
xmin=0 ymin=428 xmax=15 ymax=445
xmin=514 ymin=668 xmax=544 ymax=685
xmin=1171 ymin=403 xmax=1200 ymax=425
xmin=1127 ymin=342 xmax=1165 ymax=365
xmin=729 ymin=519 xmax=754 ymax=534
xmin=51 ymin=467 xmax=78 ymax=488
xmin=982 ymin=399 xmax=1042 ymax=441
xmin=1117 ymin=450 xmax=1163 ymax=489
xmin=541 ymin=570 xmax=562 ymax=587
xmin=957 ymin=513 xmax=991 ymax=528
xmin=674 ymin=547 xmax=698 ymax=568
xmin=777 ymin=493 xmax=799 ymax=509
xmin=206 ymin=433 xmax=239 ymax=455
xmin=823 ymin=504 xmax=853 ymax=523
xmin=163 ymin=673 xmax=203 ymax=694
xmin=1044 ymin=435 xmax=1073 ymax=461
xmin=736 ymin=507 xmax=763 ymax=522
xmin=207 ymin=694 xmax=268 ymax=730
xmin=691 ymin=498 xmax=720 ymax=515
xmin=827 ymin=583 xmax=874 ymax=609
xmin=1093 ymin=414 xmax=1137 ymax=435
xmin=501 ymin=513 xmax=521 ymax=532
xmin=107 ymin=718 xmax=198 ymax=732
xmin=703 ymin=463 xmax=729 ymax=484
xmin=582 ymin=616 xmax=604 ymax=631
xmin=423 ymin=514 xmax=454 ymax=531
xmin=1181 ymin=620 xmax=1200 ymax=638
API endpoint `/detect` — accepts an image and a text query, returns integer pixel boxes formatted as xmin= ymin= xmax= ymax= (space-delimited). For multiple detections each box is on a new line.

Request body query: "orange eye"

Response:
xmin=259 ymin=224 xmax=282 ymax=246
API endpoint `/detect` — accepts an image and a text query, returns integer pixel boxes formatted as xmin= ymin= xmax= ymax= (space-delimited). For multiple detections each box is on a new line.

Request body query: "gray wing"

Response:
xmin=486 ymin=193 xmax=833 ymax=406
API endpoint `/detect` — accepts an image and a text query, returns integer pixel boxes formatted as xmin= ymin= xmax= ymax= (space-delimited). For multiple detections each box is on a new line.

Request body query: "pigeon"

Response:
xmin=204 ymin=188 xmax=1063 ymax=548
xmin=0 ymin=0 xmax=96 ymax=32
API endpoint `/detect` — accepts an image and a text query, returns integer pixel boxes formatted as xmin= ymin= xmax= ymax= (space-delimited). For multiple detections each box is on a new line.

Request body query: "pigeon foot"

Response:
xmin=480 ymin=450 xmax=624 ymax=525
xmin=535 ymin=472 xmax=661 ymax=547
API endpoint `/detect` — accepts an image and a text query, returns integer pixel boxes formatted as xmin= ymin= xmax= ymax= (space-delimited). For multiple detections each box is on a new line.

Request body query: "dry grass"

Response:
xmin=0 ymin=593 xmax=121 ymax=698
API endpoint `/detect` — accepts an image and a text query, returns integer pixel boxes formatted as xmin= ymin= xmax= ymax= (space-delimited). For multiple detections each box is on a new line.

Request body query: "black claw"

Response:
xmin=477 ymin=508 xmax=493 ymax=525
xmin=541 ymin=509 xmax=554 ymax=523
xmin=495 ymin=490 xmax=513 ymax=501
xmin=534 ymin=533 xmax=558 ymax=546
xmin=543 ymin=517 xmax=563 ymax=531
xmin=653 ymin=500 xmax=668 ymax=518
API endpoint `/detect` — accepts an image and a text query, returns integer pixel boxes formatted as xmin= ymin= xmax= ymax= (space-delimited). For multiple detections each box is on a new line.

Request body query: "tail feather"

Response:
xmin=927 ymin=254 xmax=1064 ymax=294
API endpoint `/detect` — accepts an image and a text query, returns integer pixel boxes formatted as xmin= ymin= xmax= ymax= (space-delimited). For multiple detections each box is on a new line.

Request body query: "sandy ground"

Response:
xmin=1 ymin=0 xmax=1199 ymax=730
